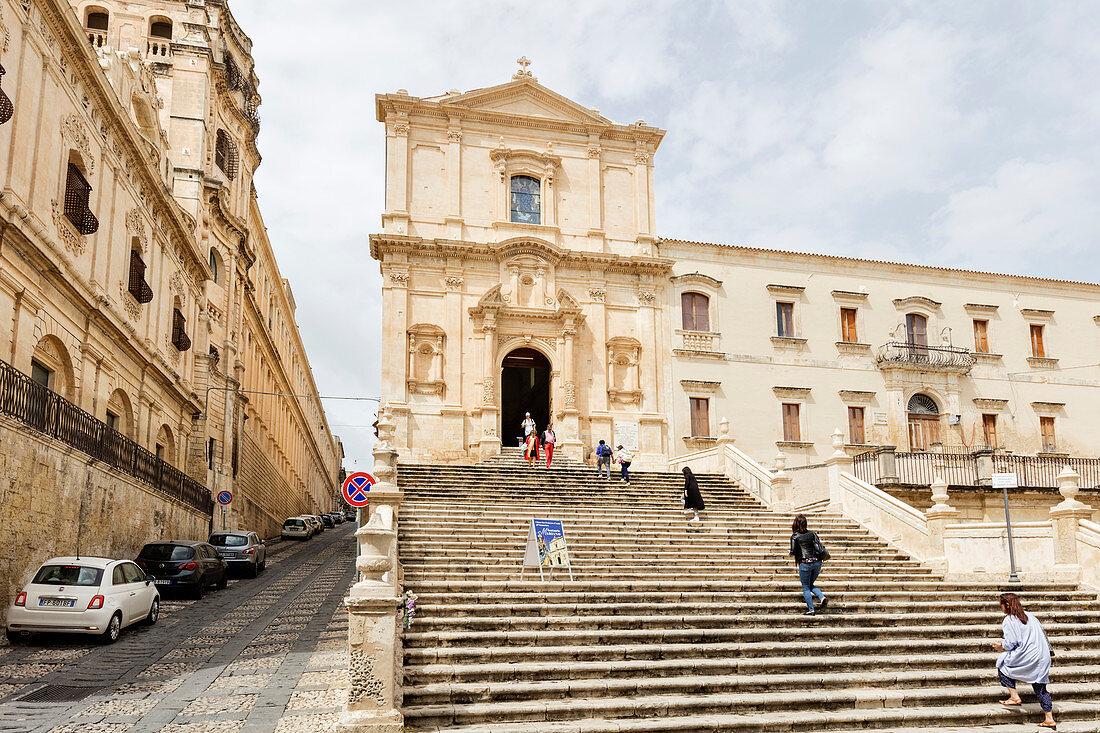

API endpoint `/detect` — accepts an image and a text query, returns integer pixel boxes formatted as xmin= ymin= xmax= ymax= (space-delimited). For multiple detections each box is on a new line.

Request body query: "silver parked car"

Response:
xmin=209 ymin=531 xmax=267 ymax=577
xmin=6 ymin=557 xmax=159 ymax=644
xmin=282 ymin=516 xmax=312 ymax=540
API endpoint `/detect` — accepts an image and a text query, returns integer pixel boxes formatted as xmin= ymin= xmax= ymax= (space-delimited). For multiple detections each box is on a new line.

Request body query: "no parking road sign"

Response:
xmin=342 ymin=472 xmax=376 ymax=508
xmin=217 ymin=490 xmax=232 ymax=506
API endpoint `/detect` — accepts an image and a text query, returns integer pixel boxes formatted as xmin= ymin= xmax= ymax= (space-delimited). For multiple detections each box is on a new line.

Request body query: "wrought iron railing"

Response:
xmin=853 ymin=446 xmax=1100 ymax=490
xmin=0 ymin=358 xmax=212 ymax=514
xmin=874 ymin=341 xmax=975 ymax=374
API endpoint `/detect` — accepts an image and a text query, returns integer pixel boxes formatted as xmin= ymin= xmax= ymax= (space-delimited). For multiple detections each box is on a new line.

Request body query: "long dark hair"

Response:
xmin=791 ymin=514 xmax=808 ymax=534
xmin=999 ymin=593 xmax=1028 ymax=624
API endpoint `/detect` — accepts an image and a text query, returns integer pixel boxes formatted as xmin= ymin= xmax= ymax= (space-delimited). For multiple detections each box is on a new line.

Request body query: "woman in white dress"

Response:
xmin=993 ymin=592 xmax=1056 ymax=729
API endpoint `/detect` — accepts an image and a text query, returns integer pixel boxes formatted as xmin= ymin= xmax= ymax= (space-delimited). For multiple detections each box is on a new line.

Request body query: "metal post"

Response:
xmin=1002 ymin=486 xmax=1020 ymax=583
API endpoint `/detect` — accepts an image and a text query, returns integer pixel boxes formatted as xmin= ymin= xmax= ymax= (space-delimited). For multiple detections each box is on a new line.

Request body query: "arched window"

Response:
xmin=149 ymin=19 xmax=172 ymax=39
xmin=215 ymin=129 xmax=239 ymax=180
xmin=906 ymin=393 xmax=940 ymax=450
xmin=681 ymin=292 xmax=710 ymax=331
xmin=86 ymin=10 xmax=109 ymax=30
xmin=105 ymin=388 xmax=134 ymax=439
xmin=30 ymin=336 xmax=75 ymax=400
xmin=509 ymin=175 xmax=540 ymax=224
xmin=209 ymin=248 xmax=221 ymax=284
xmin=155 ymin=424 xmax=175 ymax=464
xmin=905 ymin=313 xmax=928 ymax=346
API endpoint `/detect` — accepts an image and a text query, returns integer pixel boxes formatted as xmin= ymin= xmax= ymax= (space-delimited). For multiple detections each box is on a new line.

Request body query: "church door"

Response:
xmin=500 ymin=348 xmax=551 ymax=447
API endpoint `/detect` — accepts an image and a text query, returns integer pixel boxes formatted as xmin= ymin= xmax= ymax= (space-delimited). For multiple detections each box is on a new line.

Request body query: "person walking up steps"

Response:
xmin=543 ymin=425 xmax=556 ymax=468
xmin=995 ymin=592 xmax=1057 ymax=729
xmin=682 ymin=467 xmax=705 ymax=523
xmin=616 ymin=445 xmax=633 ymax=483
xmin=789 ymin=514 xmax=828 ymax=616
xmin=595 ymin=440 xmax=612 ymax=479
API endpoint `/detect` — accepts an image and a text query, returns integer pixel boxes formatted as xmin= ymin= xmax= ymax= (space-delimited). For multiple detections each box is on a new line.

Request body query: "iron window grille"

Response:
xmin=223 ymin=51 xmax=242 ymax=91
xmin=171 ymin=308 xmax=192 ymax=352
xmin=63 ymin=163 xmax=99 ymax=235
xmin=0 ymin=65 xmax=13 ymax=126
xmin=215 ymin=129 xmax=239 ymax=180
xmin=127 ymin=250 xmax=154 ymax=303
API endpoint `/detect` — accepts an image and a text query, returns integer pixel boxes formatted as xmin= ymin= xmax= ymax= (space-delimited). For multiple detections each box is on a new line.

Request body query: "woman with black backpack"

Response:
xmin=789 ymin=514 xmax=829 ymax=616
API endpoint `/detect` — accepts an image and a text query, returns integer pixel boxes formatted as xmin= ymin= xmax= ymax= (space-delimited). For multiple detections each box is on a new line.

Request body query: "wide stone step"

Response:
xmin=408 ymin=589 xmax=1098 ymax=605
xmin=404 ymin=634 xmax=1100 ymax=665
xmin=402 ymin=684 xmax=1100 ymax=727
xmin=405 ymin=649 xmax=1100 ymax=684
xmin=400 ymin=698 xmax=1100 ymax=732
xmin=404 ymin=665 xmax=1100 ymax=705
xmin=402 ymin=621 xmax=1100 ymax=649
xmin=403 ymin=579 xmax=1076 ymax=593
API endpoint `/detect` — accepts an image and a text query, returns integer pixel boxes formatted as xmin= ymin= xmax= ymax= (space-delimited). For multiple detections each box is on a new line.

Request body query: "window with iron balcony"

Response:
xmin=63 ymin=164 xmax=99 ymax=235
xmin=171 ymin=309 xmax=191 ymax=352
xmin=128 ymin=250 xmax=154 ymax=303
xmin=0 ymin=65 xmax=13 ymax=126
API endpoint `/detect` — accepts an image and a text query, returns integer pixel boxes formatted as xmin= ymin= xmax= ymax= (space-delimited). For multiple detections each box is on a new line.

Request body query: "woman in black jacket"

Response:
xmin=682 ymin=467 xmax=705 ymax=523
xmin=790 ymin=514 xmax=828 ymax=616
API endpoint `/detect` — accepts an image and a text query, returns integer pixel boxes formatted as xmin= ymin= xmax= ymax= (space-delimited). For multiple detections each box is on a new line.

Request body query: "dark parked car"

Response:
xmin=136 ymin=541 xmax=227 ymax=599
xmin=321 ymin=514 xmax=335 ymax=528
xmin=345 ymin=510 xmax=356 ymax=522
xmin=329 ymin=513 xmax=344 ymax=525
xmin=208 ymin=531 xmax=267 ymax=577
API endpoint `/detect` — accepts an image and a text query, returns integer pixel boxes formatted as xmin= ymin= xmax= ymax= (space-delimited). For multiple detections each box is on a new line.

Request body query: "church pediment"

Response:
xmin=439 ymin=79 xmax=611 ymax=126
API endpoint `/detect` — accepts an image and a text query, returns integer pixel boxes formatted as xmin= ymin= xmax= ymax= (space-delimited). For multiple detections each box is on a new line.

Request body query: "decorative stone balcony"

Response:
xmin=147 ymin=40 xmax=172 ymax=60
xmin=86 ymin=29 xmax=107 ymax=48
xmin=673 ymin=330 xmax=724 ymax=358
xmin=874 ymin=341 xmax=974 ymax=375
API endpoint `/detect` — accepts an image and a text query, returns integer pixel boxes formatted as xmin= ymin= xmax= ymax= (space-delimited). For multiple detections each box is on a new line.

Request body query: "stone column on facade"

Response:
xmin=78 ymin=343 xmax=105 ymax=416
xmin=444 ymin=121 xmax=463 ymax=239
xmin=9 ymin=286 xmax=44 ymax=368
xmin=1049 ymin=466 xmax=1093 ymax=570
xmin=876 ymin=446 xmax=899 ymax=486
xmin=558 ymin=319 xmax=582 ymax=461
xmin=924 ymin=471 xmax=958 ymax=574
xmin=826 ymin=429 xmax=853 ymax=512
xmin=586 ymin=134 xmax=602 ymax=246
xmin=385 ymin=115 xmax=410 ymax=233
xmin=477 ymin=318 xmax=501 ymax=459
xmin=588 ymin=288 xmax=610 ymax=445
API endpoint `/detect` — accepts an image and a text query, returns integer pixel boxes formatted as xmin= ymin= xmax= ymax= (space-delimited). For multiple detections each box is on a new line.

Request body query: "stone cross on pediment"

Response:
xmin=513 ymin=56 xmax=536 ymax=81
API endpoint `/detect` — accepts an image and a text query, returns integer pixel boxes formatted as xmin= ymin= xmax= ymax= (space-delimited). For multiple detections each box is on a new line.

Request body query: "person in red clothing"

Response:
xmin=543 ymin=425 xmax=556 ymax=468
xmin=524 ymin=429 xmax=539 ymax=467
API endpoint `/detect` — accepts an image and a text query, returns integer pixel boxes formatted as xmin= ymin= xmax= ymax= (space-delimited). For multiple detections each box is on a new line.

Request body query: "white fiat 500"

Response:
xmin=6 ymin=557 xmax=160 ymax=644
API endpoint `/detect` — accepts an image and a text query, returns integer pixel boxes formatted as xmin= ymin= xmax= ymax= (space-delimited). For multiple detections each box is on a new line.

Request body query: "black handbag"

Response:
xmin=812 ymin=533 xmax=831 ymax=562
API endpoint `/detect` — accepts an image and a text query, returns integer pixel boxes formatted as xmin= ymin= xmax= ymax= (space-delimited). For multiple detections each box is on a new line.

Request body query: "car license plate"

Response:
xmin=38 ymin=598 xmax=74 ymax=608
xmin=154 ymin=579 xmax=171 ymax=586
xmin=222 ymin=552 xmax=237 ymax=558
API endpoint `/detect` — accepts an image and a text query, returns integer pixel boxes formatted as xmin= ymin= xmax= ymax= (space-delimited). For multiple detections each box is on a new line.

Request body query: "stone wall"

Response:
xmin=0 ymin=417 xmax=211 ymax=623
xmin=888 ymin=486 xmax=1100 ymax=524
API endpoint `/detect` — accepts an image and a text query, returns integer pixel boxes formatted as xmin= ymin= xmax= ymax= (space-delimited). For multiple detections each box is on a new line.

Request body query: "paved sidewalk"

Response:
xmin=0 ymin=524 xmax=355 ymax=733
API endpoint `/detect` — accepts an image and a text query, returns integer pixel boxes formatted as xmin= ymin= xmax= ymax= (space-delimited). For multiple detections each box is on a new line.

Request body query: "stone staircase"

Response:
xmin=395 ymin=450 xmax=1100 ymax=732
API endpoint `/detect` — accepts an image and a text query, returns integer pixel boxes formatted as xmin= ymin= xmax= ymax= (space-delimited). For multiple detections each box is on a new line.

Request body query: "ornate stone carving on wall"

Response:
xmin=117 ymin=281 xmax=141 ymax=322
xmin=169 ymin=271 xmax=187 ymax=308
xmin=563 ymin=380 xmax=577 ymax=410
xmin=637 ymin=291 xmax=656 ymax=305
xmin=443 ymin=276 xmax=464 ymax=290
xmin=61 ymin=114 xmax=94 ymax=174
xmin=406 ymin=324 xmax=445 ymax=398
xmin=51 ymin=200 xmax=86 ymax=256
xmin=482 ymin=375 xmax=495 ymax=405
xmin=348 ymin=648 xmax=386 ymax=707
xmin=389 ymin=272 xmax=409 ymax=286
xmin=588 ymin=288 xmax=606 ymax=302
xmin=125 ymin=208 xmax=148 ymax=252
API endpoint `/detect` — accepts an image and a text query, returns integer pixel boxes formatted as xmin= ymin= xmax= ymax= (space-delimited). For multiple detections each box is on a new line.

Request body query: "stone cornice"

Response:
xmin=670 ymin=272 xmax=722 ymax=289
xmin=370 ymin=234 xmax=673 ymax=275
xmin=893 ymin=295 xmax=942 ymax=310
xmin=1021 ymin=308 xmax=1055 ymax=321
xmin=964 ymin=303 xmax=999 ymax=315
xmin=36 ymin=0 xmax=210 ymax=285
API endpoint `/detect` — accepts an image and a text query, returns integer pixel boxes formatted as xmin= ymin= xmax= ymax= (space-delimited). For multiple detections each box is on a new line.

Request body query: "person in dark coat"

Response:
xmin=790 ymin=514 xmax=828 ymax=616
xmin=682 ymin=467 xmax=705 ymax=523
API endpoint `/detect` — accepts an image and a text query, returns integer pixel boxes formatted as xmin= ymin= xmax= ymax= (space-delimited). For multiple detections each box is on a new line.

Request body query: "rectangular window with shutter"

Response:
xmin=973 ymin=320 xmax=989 ymax=353
xmin=782 ymin=403 xmax=801 ymax=442
xmin=689 ymin=397 xmax=710 ymax=437
xmin=1040 ymin=416 xmax=1056 ymax=452
xmin=776 ymin=302 xmax=794 ymax=337
xmin=982 ymin=413 xmax=998 ymax=448
xmin=1030 ymin=324 xmax=1045 ymax=357
xmin=681 ymin=292 xmax=710 ymax=331
xmin=848 ymin=406 xmax=865 ymax=444
xmin=840 ymin=308 xmax=858 ymax=343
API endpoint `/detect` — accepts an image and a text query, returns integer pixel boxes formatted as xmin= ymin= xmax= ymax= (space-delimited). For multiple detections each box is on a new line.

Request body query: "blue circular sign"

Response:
xmin=217 ymin=490 xmax=232 ymax=505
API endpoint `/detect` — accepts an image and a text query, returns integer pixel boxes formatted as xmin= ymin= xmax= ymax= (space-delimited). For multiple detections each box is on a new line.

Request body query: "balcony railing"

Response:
xmin=853 ymin=446 xmax=1100 ymax=490
xmin=147 ymin=40 xmax=172 ymax=59
xmin=86 ymin=29 xmax=107 ymax=48
xmin=0 ymin=358 xmax=212 ymax=515
xmin=874 ymin=341 xmax=975 ymax=374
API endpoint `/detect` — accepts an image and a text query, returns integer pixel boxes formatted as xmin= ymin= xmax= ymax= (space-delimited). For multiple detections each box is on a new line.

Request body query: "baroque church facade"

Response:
xmin=372 ymin=65 xmax=1100 ymax=471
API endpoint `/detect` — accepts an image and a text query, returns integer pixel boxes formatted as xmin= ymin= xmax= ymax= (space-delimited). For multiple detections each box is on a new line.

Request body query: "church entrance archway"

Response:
xmin=500 ymin=347 xmax=551 ymax=448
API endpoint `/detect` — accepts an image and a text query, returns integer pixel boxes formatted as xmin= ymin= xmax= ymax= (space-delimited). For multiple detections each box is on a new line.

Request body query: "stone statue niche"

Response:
xmin=606 ymin=336 xmax=642 ymax=405
xmin=406 ymin=324 xmax=445 ymax=398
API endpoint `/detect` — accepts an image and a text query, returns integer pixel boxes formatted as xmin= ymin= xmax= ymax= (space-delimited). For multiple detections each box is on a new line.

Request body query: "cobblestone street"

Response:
xmin=0 ymin=524 xmax=356 ymax=733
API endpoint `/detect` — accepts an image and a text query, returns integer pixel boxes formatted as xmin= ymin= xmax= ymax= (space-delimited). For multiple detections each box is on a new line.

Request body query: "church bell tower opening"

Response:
xmin=500 ymin=347 xmax=551 ymax=447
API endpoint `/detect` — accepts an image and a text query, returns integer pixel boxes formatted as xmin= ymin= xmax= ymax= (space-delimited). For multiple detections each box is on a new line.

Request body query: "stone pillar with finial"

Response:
xmin=771 ymin=451 xmax=792 ymax=513
xmin=1050 ymin=465 xmax=1093 ymax=570
xmin=826 ymin=428 xmax=853 ymax=512
xmin=716 ymin=417 xmax=735 ymax=480
xmin=924 ymin=471 xmax=958 ymax=574
xmin=340 ymin=407 xmax=404 ymax=733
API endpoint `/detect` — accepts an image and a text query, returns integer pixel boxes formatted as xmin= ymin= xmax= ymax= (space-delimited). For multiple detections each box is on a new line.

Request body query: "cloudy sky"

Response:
xmin=230 ymin=1 xmax=1100 ymax=466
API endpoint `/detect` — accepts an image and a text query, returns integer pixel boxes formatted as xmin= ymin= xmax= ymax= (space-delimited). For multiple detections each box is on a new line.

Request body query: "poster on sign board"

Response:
xmin=521 ymin=518 xmax=574 ymax=581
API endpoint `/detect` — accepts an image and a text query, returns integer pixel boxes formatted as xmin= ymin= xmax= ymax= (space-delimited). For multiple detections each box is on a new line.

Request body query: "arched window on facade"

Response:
xmin=681 ymin=292 xmax=710 ymax=331
xmin=85 ymin=9 xmax=109 ymax=47
xmin=509 ymin=175 xmax=540 ymax=224
xmin=907 ymin=393 xmax=940 ymax=451
xmin=155 ymin=424 xmax=175 ymax=464
xmin=31 ymin=335 xmax=75 ymax=401
xmin=209 ymin=248 xmax=221 ymax=284
xmin=215 ymin=129 xmax=239 ymax=180
xmin=105 ymin=388 xmax=133 ymax=438
xmin=149 ymin=18 xmax=172 ymax=39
